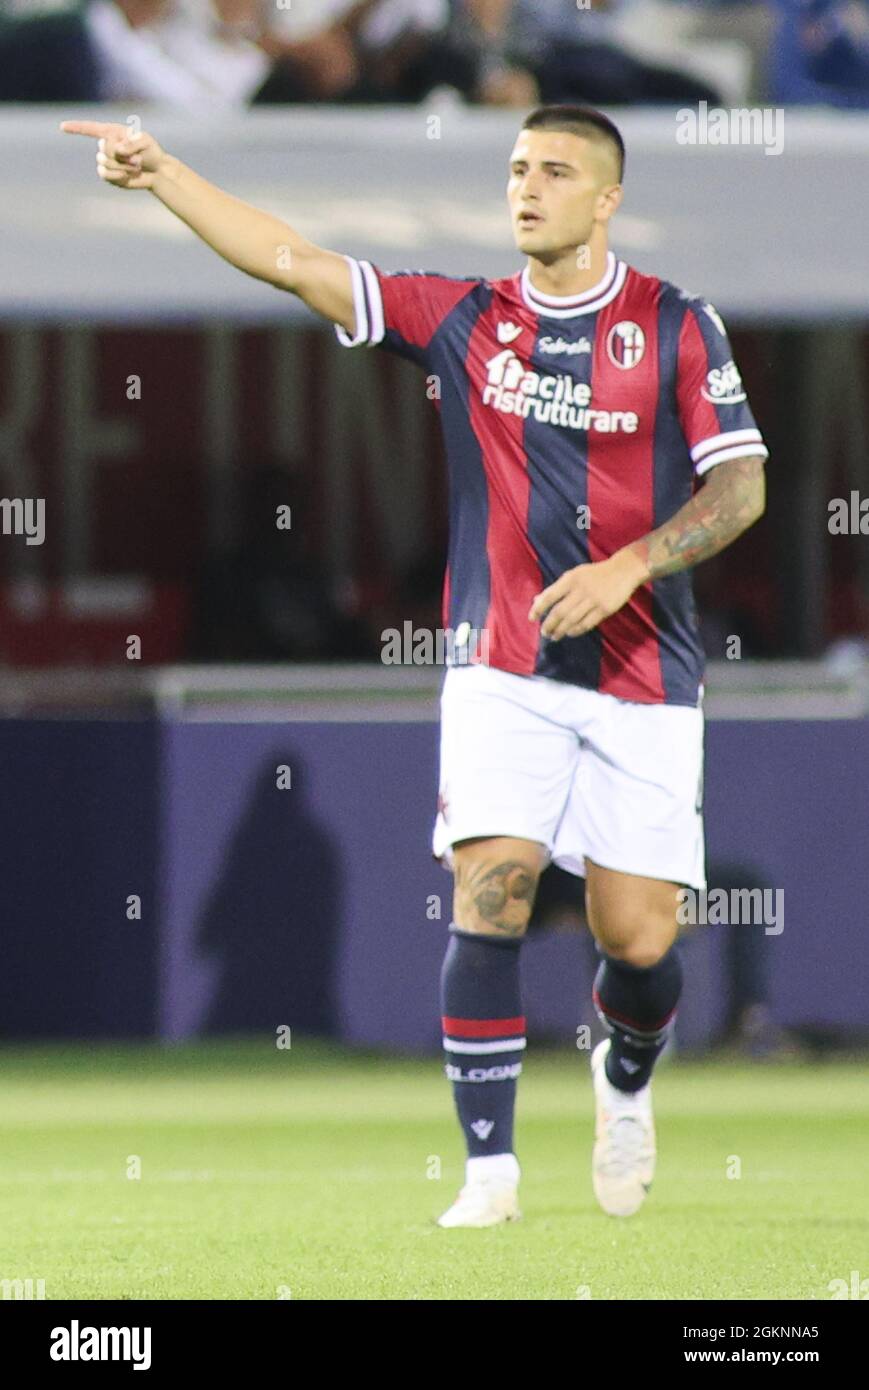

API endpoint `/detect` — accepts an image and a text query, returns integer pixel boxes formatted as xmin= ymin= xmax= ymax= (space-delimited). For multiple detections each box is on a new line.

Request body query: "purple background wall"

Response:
xmin=704 ymin=722 xmax=868 ymax=1036
xmin=3 ymin=717 xmax=867 ymax=1045
xmin=1 ymin=720 xmax=160 ymax=1040
xmin=159 ymin=719 xmax=869 ymax=1049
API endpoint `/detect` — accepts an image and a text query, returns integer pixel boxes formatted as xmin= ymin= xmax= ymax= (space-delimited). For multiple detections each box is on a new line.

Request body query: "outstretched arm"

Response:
xmin=529 ymin=455 xmax=766 ymax=640
xmin=59 ymin=120 xmax=355 ymax=332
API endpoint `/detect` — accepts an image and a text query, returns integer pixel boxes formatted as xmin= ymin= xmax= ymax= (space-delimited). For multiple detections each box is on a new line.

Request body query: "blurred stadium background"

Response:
xmin=1 ymin=0 xmax=868 ymax=1300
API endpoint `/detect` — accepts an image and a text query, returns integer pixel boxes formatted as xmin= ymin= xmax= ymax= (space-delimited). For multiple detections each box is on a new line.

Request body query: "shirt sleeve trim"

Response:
xmin=334 ymin=258 xmax=385 ymax=348
xmin=695 ymin=441 xmax=769 ymax=476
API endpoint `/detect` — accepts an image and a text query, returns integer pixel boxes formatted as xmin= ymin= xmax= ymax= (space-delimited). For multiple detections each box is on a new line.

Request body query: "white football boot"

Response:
xmin=591 ymin=1039 xmax=656 ymax=1217
xmin=437 ymin=1154 xmax=521 ymax=1228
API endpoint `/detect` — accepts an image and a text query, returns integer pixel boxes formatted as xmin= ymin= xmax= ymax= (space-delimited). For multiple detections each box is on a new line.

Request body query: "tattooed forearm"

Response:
xmin=455 ymin=858 xmax=537 ymax=935
xmin=627 ymin=455 xmax=766 ymax=581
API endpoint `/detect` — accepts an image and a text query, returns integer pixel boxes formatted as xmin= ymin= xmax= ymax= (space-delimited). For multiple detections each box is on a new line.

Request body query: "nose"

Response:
xmin=518 ymin=172 xmax=543 ymax=202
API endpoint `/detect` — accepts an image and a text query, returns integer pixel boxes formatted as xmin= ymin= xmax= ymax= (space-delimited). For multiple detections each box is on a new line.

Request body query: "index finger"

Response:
xmin=59 ymin=120 xmax=127 ymax=139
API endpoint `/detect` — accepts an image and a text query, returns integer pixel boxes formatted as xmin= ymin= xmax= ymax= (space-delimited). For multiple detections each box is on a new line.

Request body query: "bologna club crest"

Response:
xmin=606 ymin=320 xmax=646 ymax=370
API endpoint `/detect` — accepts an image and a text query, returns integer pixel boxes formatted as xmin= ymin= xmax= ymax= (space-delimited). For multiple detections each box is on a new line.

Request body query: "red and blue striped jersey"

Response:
xmin=335 ymin=252 xmax=768 ymax=706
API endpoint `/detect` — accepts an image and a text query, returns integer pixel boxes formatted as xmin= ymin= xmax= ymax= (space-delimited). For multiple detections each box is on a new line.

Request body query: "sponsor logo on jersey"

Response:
xmin=701 ymin=359 xmax=746 ymax=404
xmin=606 ymin=320 xmax=646 ymax=370
xmin=538 ymin=335 xmax=592 ymax=356
xmin=496 ymin=320 xmax=524 ymax=344
xmin=482 ymin=349 xmax=639 ymax=434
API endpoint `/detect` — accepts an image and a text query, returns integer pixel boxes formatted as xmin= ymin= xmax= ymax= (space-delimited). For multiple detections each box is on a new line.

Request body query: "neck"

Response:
xmin=526 ymin=240 xmax=611 ymax=298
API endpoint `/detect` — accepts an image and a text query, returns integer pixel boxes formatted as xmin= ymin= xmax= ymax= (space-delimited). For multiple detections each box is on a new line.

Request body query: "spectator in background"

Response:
xmin=0 ymin=0 xmax=475 ymax=108
xmin=440 ymin=0 xmax=539 ymax=106
xmin=0 ymin=0 xmax=124 ymax=102
xmin=0 ymin=0 xmax=726 ymax=108
xmin=259 ymin=0 xmax=724 ymax=107
xmin=770 ymin=0 xmax=869 ymax=107
xmin=453 ymin=0 xmax=721 ymax=106
xmin=0 ymin=0 xmax=271 ymax=106
xmin=254 ymin=0 xmax=484 ymax=105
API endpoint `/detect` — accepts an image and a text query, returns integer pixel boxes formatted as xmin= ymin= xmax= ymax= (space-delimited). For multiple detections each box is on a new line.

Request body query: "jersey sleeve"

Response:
xmin=675 ymin=298 xmax=769 ymax=476
xmin=333 ymin=257 xmax=480 ymax=366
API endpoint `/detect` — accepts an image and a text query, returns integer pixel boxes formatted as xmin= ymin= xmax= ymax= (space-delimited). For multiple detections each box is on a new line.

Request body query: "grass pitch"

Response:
xmin=1 ymin=1040 xmax=866 ymax=1300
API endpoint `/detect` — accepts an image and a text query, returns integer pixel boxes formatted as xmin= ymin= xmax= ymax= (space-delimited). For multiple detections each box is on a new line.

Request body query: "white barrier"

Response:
xmin=2 ymin=106 xmax=869 ymax=323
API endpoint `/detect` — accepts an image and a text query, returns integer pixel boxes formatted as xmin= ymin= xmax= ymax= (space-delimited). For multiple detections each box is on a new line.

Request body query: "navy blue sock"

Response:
xmin=440 ymin=926 xmax=525 ymax=1158
xmin=593 ymin=946 xmax=683 ymax=1093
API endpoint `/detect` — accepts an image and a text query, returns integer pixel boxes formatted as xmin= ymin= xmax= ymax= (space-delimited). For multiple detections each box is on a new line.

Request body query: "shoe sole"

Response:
xmin=437 ymin=1203 xmax=521 ymax=1229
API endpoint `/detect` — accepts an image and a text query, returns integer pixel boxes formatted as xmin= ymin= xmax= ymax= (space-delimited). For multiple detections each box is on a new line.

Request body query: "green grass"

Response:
xmin=1 ymin=1040 xmax=867 ymax=1300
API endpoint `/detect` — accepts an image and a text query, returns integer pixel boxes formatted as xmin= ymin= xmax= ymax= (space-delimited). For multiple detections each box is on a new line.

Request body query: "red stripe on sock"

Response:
xmin=592 ymin=988 xmax=675 ymax=1036
xmin=441 ymin=1015 xmax=526 ymax=1038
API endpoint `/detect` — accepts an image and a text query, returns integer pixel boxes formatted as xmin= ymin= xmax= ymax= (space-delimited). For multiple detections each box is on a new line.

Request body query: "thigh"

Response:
xmin=434 ymin=665 xmax=580 ymax=861
xmin=452 ymin=836 xmax=549 ymax=938
xmin=563 ymin=694 xmax=705 ymax=891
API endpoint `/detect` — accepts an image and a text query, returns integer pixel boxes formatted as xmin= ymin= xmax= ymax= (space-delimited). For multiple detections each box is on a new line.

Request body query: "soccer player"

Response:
xmin=61 ymin=106 xmax=767 ymax=1225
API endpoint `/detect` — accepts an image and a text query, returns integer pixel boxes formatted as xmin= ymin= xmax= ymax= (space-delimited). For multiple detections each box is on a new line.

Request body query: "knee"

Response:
xmin=603 ymin=936 xmax=673 ymax=970
xmin=452 ymin=839 xmax=543 ymax=938
xmin=588 ymin=905 xmax=677 ymax=969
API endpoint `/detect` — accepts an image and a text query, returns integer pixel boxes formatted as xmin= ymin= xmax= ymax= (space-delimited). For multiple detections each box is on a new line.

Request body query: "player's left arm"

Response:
xmin=628 ymin=452 xmax=765 ymax=579
xmin=529 ymin=454 xmax=765 ymax=641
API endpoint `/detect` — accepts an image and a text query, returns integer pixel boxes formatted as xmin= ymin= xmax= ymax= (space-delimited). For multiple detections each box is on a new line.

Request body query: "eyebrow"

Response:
xmin=510 ymin=159 xmax=576 ymax=172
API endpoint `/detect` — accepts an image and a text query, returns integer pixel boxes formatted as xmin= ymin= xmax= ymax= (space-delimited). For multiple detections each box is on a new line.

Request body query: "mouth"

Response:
xmin=517 ymin=211 xmax=544 ymax=230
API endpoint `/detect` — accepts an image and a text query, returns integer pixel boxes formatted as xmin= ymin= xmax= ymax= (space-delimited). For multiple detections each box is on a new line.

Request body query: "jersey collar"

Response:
xmin=520 ymin=251 xmax=626 ymax=319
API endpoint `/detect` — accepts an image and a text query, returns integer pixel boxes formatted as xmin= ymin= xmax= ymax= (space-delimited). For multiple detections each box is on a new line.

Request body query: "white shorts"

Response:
xmin=432 ymin=664 xmax=706 ymax=889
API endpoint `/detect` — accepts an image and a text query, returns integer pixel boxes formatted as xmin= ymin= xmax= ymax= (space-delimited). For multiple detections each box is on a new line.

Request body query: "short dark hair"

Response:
xmin=521 ymin=105 xmax=625 ymax=182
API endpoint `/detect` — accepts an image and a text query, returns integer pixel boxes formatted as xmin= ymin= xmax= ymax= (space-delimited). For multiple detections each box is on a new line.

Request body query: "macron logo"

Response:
xmin=619 ymin=1059 xmax=641 ymax=1075
xmin=471 ymin=1119 xmax=495 ymax=1141
xmin=496 ymin=321 xmax=523 ymax=345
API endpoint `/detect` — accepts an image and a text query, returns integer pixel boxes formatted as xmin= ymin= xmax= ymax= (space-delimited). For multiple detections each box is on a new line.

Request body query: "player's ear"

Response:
xmin=595 ymin=184 xmax=623 ymax=223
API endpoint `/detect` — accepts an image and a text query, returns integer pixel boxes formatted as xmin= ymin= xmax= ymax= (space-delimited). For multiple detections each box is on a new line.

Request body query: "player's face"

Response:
xmin=507 ymin=130 xmax=621 ymax=261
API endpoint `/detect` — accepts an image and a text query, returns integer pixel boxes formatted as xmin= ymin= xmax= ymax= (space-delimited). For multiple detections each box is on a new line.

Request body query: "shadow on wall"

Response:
xmin=195 ymin=754 xmax=342 ymax=1038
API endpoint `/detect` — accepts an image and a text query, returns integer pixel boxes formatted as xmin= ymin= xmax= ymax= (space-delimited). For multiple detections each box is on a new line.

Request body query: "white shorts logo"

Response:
xmin=606 ymin=321 xmax=646 ymax=370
